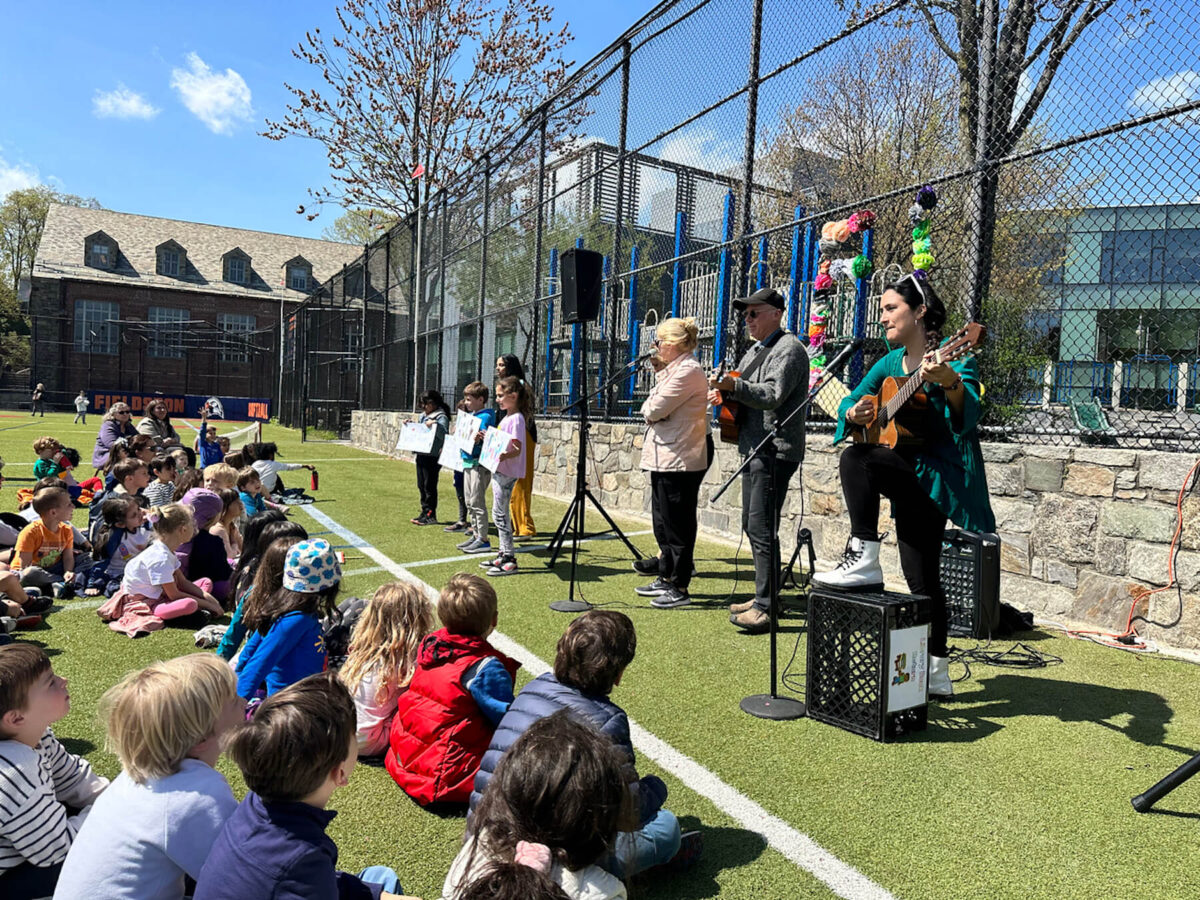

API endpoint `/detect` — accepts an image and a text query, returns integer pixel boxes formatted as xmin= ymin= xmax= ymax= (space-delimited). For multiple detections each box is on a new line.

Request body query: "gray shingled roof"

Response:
xmin=32 ymin=203 xmax=361 ymax=302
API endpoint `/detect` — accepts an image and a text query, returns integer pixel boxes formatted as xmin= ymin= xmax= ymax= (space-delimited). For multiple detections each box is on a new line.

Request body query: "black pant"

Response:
xmin=650 ymin=469 xmax=705 ymax=591
xmin=839 ymin=443 xmax=949 ymax=656
xmin=741 ymin=451 xmax=800 ymax=611
xmin=0 ymin=859 xmax=62 ymax=899
xmin=415 ymin=455 xmax=441 ymax=516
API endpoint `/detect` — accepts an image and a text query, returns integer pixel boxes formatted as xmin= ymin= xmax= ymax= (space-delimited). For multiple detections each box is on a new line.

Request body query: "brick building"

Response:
xmin=28 ymin=204 xmax=361 ymax=408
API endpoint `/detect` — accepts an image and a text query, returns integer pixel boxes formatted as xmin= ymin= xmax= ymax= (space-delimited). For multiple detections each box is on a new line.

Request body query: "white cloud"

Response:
xmin=170 ymin=52 xmax=253 ymax=135
xmin=0 ymin=155 xmax=40 ymax=197
xmin=1127 ymin=70 xmax=1200 ymax=118
xmin=659 ymin=126 xmax=742 ymax=178
xmin=92 ymin=84 xmax=160 ymax=120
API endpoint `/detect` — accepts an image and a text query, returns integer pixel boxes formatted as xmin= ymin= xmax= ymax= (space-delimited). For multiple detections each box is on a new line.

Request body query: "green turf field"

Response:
xmin=2 ymin=411 xmax=1199 ymax=899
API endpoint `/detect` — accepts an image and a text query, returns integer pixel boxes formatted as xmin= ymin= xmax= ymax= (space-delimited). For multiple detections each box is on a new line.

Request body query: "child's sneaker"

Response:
xmin=456 ymin=536 xmax=478 ymax=551
xmin=479 ymin=553 xmax=505 ymax=570
xmin=0 ymin=616 xmax=16 ymax=634
xmin=52 ymin=581 xmax=75 ymax=600
xmin=15 ymin=614 xmax=43 ymax=630
xmin=486 ymin=555 xmax=519 ymax=577
xmin=23 ymin=589 xmax=52 ymax=614
xmin=443 ymin=521 xmax=469 ymax=533
xmin=462 ymin=539 xmax=493 ymax=555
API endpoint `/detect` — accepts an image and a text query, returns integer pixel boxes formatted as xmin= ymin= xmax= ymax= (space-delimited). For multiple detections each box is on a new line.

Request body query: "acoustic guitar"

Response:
xmin=713 ymin=360 xmax=741 ymax=443
xmin=850 ymin=323 xmax=986 ymax=449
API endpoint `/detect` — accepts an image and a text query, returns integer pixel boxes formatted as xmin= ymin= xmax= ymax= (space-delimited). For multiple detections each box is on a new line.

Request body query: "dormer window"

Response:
xmin=283 ymin=256 xmax=313 ymax=293
xmin=223 ymin=248 xmax=251 ymax=285
xmin=84 ymin=230 xmax=118 ymax=270
xmin=156 ymin=240 xmax=188 ymax=278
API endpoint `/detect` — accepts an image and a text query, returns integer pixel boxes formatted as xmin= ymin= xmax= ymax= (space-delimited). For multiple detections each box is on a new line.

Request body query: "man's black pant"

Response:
xmin=839 ymin=443 xmax=949 ymax=656
xmin=741 ymin=452 xmax=800 ymax=612
xmin=650 ymin=469 xmax=705 ymax=592
xmin=415 ymin=455 xmax=441 ymax=516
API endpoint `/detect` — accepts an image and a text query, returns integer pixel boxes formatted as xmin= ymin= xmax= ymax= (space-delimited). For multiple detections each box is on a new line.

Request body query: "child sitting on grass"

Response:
xmin=0 ymin=644 xmax=109 ymax=899
xmin=470 ymin=610 xmax=695 ymax=880
xmin=246 ymin=442 xmax=313 ymax=497
xmin=338 ymin=581 xmax=435 ymax=756
xmin=179 ymin=489 xmax=234 ymax=603
xmin=14 ymin=486 xmax=84 ymax=599
xmin=203 ymin=462 xmax=238 ymax=493
xmin=83 ymin=495 xmax=152 ymax=598
xmin=235 ymin=539 xmax=341 ymax=700
xmin=237 ymin=467 xmax=285 ymax=517
xmin=52 ymin=654 xmax=244 ymax=899
xmin=211 ymin=489 xmax=244 ymax=560
xmin=111 ymin=458 xmax=151 ymax=505
xmin=143 ymin=455 xmax=177 ymax=508
xmin=171 ymin=467 xmax=203 ymax=502
xmin=387 ymin=573 xmax=518 ymax=806
xmin=116 ymin=503 xmax=223 ymax=622
xmin=216 ymin=520 xmax=305 ymax=662
xmin=31 ymin=436 xmax=68 ymax=481
xmin=444 ymin=712 xmax=632 ymax=900
xmin=195 ymin=673 xmax=412 ymax=900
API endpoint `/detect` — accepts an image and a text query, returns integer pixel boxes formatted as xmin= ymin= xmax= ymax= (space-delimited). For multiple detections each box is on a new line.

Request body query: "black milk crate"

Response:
xmin=806 ymin=587 xmax=931 ymax=742
xmin=941 ymin=529 xmax=1001 ymax=640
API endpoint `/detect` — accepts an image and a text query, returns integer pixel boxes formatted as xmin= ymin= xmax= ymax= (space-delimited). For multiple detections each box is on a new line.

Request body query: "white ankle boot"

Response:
xmin=812 ymin=537 xmax=884 ymax=591
xmin=928 ymin=656 xmax=953 ymax=697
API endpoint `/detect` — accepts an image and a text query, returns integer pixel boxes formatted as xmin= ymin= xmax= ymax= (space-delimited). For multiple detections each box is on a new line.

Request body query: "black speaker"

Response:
xmin=561 ymin=248 xmax=604 ymax=323
xmin=940 ymin=529 xmax=1001 ymax=639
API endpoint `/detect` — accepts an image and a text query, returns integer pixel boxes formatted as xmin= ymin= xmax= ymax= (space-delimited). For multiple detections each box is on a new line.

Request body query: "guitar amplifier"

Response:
xmin=940 ymin=529 xmax=1000 ymax=639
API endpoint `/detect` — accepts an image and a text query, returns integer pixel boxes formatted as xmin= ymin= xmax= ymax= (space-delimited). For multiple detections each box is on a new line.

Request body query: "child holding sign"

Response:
xmin=458 ymin=383 xmax=496 ymax=555
xmin=483 ymin=377 xmax=531 ymax=577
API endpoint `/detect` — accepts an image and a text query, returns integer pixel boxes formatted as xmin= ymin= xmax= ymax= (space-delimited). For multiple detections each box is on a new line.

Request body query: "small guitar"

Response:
xmin=850 ymin=323 xmax=986 ymax=449
xmin=713 ymin=360 xmax=742 ymax=443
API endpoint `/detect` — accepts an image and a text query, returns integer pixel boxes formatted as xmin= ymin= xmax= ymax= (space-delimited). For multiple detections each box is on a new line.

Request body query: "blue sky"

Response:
xmin=0 ymin=0 xmax=648 ymax=241
xmin=2 ymin=1 xmax=1196 ymax=243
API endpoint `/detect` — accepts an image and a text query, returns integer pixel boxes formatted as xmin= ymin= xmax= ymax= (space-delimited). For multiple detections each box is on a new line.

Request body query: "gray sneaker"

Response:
xmin=651 ymin=586 xmax=691 ymax=609
xmin=634 ymin=578 xmax=672 ymax=597
xmin=456 ymin=537 xmax=477 ymax=551
xmin=462 ymin=540 xmax=493 ymax=555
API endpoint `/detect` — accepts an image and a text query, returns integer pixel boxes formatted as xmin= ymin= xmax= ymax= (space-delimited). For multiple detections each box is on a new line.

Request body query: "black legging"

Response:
xmin=839 ymin=443 xmax=949 ymax=656
xmin=415 ymin=455 xmax=441 ymax=516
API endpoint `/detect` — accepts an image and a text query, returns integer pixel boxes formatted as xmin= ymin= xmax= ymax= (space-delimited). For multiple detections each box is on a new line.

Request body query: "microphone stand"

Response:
xmin=547 ymin=353 xmax=650 ymax=613
xmin=711 ymin=342 xmax=861 ymax=720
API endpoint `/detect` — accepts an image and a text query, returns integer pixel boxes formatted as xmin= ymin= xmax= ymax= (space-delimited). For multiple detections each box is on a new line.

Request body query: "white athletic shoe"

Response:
xmin=811 ymin=537 xmax=884 ymax=591
xmin=928 ymin=655 xmax=953 ymax=697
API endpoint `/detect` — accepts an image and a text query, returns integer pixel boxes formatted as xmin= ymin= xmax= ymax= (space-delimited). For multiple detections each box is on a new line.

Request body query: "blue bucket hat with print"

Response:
xmin=282 ymin=538 xmax=342 ymax=593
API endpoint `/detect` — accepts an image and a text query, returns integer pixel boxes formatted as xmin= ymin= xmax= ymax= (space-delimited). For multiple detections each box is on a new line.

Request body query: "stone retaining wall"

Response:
xmin=352 ymin=410 xmax=1200 ymax=651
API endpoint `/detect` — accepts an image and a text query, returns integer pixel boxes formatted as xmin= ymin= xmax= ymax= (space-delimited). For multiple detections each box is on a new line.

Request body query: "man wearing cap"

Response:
xmin=708 ymin=287 xmax=809 ymax=634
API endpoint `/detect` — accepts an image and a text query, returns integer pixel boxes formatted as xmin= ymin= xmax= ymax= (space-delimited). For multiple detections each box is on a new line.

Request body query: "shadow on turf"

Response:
xmin=635 ymin=816 xmax=766 ymax=898
xmin=923 ymin=673 xmax=1184 ymax=750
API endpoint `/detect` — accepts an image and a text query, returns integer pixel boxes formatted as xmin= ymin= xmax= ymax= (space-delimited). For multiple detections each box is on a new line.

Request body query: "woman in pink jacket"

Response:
xmin=636 ymin=316 xmax=710 ymax=609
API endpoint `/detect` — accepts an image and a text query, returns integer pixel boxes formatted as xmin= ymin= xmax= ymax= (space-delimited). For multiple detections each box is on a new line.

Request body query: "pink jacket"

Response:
xmin=639 ymin=355 xmax=709 ymax=472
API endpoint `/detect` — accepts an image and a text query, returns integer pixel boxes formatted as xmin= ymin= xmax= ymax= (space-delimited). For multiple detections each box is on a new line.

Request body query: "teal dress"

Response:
xmin=833 ymin=346 xmax=995 ymax=533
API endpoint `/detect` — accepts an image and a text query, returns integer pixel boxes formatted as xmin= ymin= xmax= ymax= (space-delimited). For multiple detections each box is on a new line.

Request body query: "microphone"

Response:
xmin=821 ymin=338 xmax=864 ymax=379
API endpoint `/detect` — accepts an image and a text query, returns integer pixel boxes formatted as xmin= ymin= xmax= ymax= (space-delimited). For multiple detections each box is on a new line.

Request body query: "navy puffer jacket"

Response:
xmin=467 ymin=672 xmax=666 ymax=825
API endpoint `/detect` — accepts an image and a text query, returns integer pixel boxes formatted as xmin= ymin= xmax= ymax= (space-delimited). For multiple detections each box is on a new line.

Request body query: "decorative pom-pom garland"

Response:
xmin=808 ymin=209 xmax=875 ymax=389
xmin=909 ymin=185 xmax=937 ymax=276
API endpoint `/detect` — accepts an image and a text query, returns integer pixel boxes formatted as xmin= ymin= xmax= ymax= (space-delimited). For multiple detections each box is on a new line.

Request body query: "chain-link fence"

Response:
xmin=280 ymin=0 xmax=1200 ymax=450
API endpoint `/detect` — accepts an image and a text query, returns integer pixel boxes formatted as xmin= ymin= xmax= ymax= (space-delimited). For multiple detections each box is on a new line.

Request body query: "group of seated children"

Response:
xmin=0 ymin=561 xmax=700 ymax=900
xmin=411 ymin=379 xmax=533 ymax=580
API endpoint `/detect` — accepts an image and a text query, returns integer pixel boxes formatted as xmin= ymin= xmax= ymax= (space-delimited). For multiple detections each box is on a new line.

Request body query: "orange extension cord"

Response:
xmin=1051 ymin=456 xmax=1200 ymax=652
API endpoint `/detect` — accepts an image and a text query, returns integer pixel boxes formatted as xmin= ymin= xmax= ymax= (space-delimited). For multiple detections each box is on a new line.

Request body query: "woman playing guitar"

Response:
xmin=813 ymin=272 xmax=995 ymax=697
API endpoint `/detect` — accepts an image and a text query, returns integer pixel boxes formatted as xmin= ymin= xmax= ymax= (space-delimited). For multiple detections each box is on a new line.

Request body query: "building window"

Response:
xmin=289 ymin=266 xmax=309 ymax=291
xmin=74 ymin=300 xmax=119 ymax=354
xmin=1164 ymin=229 xmax=1200 ymax=284
xmin=217 ymin=313 xmax=256 ymax=363
xmin=341 ymin=315 xmax=361 ymax=372
xmin=1100 ymin=230 xmax=1161 ymax=284
xmin=227 ymin=257 xmax=246 ymax=284
xmin=90 ymin=243 xmax=111 ymax=268
xmin=160 ymin=250 xmax=180 ymax=276
xmin=148 ymin=307 xmax=189 ymax=358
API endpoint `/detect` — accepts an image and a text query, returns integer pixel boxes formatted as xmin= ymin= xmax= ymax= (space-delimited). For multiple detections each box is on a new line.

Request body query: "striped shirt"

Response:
xmin=0 ymin=729 xmax=109 ymax=872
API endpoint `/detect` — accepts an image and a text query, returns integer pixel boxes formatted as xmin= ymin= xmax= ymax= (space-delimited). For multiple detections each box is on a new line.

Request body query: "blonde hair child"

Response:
xmin=339 ymin=582 xmax=435 ymax=756
xmin=117 ymin=503 xmax=223 ymax=621
xmin=203 ymin=463 xmax=238 ymax=493
xmin=52 ymin=655 xmax=245 ymax=896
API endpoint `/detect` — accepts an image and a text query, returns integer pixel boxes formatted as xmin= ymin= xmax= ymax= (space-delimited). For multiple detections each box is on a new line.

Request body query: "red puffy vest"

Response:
xmin=385 ymin=628 xmax=519 ymax=805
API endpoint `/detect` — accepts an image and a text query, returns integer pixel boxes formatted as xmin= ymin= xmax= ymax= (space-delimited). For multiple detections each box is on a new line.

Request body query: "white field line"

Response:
xmin=340 ymin=530 xmax=654 ymax=571
xmin=295 ymin=504 xmax=893 ymax=900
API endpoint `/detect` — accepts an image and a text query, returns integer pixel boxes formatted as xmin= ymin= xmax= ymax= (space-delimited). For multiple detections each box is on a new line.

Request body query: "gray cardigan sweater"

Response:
xmin=730 ymin=329 xmax=810 ymax=462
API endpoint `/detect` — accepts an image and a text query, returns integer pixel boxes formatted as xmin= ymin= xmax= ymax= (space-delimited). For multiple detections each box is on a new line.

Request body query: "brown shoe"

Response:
xmin=729 ymin=606 xmax=770 ymax=634
xmin=729 ymin=598 xmax=757 ymax=615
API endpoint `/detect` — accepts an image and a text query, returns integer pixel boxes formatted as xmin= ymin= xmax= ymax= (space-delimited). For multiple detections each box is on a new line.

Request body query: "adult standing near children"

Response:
xmin=708 ymin=287 xmax=809 ymax=635
xmin=91 ymin=403 xmax=138 ymax=471
xmin=137 ymin=399 xmax=182 ymax=451
xmin=29 ymin=383 xmax=45 ymax=417
xmin=495 ymin=354 xmax=537 ymax=539
xmin=636 ymin=317 xmax=709 ymax=609
xmin=811 ymin=274 xmax=994 ymax=697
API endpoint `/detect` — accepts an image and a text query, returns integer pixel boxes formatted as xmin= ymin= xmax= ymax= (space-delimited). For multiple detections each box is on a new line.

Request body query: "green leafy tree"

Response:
xmin=321 ymin=208 xmax=398 ymax=245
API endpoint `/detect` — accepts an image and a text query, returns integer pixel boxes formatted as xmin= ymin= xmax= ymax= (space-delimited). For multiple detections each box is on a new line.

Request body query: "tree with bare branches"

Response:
xmin=265 ymin=0 xmax=574 ymax=221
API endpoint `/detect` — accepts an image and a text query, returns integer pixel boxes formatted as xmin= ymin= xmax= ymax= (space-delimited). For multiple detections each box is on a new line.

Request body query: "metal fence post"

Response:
xmin=625 ymin=244 xmax=640 ymax=402
xmin=358 ymin=244 xmax=368 ymax=411
xmin=544 ymin=248 xmax=558 ymax=411
xmin=787 ymin=206 xmax=804 ymax=334
xmin=600 ymin=253 xmax=611 ymax=417
xmin=671 ymin=211 xmax=687 ymax=317
xmin=532 ymin=115 xmax=548 ymax=414
xmin=713 ymin=191 xmax=736 ymax=369
xmin=606 ymin=40 xmax=633 ymax=419
xmin=569 ymin=236 xmax=584 ymax=406
xmin=477 ymin=157 xmax=491 ymax=382
xmin=736 ymin=0 xmax=765 ymax=309
xmin=798 ymin=219 xmax=815 ymax=344
xmin=850 ymin=228 xmax=874 ymax=385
